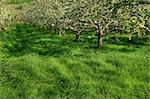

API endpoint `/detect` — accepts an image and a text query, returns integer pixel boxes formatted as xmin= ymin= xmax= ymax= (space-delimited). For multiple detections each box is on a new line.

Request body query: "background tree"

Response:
xmin=0 ymin=1 xmax=15 ymax=31
xmin=64 ymin=0 xmax=88 ymax=42
xmin=80 ymin=0 xmax=117 ymax=48
xmin=26 ymin=0 xmax=65 ymax=32
xmin=25 ymin=0 xmax=149 ymax=48
xmin=114 ymin=0 xmax=150 ymax=40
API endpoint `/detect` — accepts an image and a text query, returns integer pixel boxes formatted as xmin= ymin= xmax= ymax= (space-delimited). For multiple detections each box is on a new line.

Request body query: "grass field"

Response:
xmin=6 ymin=0 xmax=31 ymax=4
xmin=0 ymin=24 xmax=149 ymax=98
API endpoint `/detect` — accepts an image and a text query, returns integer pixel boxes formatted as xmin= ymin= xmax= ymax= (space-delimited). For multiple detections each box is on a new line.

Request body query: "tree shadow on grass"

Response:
xmin=2 ymin=24 xmax=149 ymax=56
xmin=103 ymin=45 xmax=137 ymax=53
xmin=87 ymin=45 xmax=138 ymax=53
xmin=87 ymin=36 xmax=149 ymax=53
xmin=31 ymin=45 xmax=70 ymax=56
xmin=105 ymin=36 xmax=149 ymax=46
xmin=1 ymin=24 xmax=70 ymax=57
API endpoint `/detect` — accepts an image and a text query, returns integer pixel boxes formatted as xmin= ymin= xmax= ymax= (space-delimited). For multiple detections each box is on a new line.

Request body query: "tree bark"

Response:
xmin=98 ymin=29 xmax=102 ymax=48
xmin=76 ymin=31 xmax=80 ymax=42
xmin=61 ymin=30 xmax=65 ymax=37
xmin=92 ymin=21 xmax=113 ymax=48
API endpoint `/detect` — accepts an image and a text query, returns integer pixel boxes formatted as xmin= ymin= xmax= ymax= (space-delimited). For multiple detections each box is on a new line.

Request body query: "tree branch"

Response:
xmin=138 ymin=23 xmax=150 ymax=32
xmin=90 ymin=20 xmax=99 ymax=29
xmin=101 ymin=20 xmax=114 ymax=34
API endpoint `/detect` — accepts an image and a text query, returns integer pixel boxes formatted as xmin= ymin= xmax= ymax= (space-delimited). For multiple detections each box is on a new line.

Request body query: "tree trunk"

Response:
xmin=60 ymin=30 xmax=65 ymax=37
xmin=76 ymin=31 xmax=80 ymax=42
xmin=98 ymin=30 xmax=102 ymax=48
xmin=129 ymin=32 xmax=132 ymax=40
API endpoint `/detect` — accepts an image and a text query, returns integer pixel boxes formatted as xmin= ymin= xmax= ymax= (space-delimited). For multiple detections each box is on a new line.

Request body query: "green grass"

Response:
xmin=6 ymin=0 xmax=31 ymax=4
xmin=0 ymin=24 xmax=149 ymax=98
